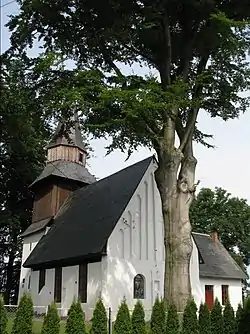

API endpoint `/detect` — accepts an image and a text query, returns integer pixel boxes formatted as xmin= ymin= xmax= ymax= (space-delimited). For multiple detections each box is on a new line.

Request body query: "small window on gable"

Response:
xmin=133 ymin=274 xmax=145 ymax=299
xmin=38 ymin=269 xmax=46 ymax=293
xmin=222 ymin=285 xmax=229 ymax=305
xmin=28 ymin=275 xmax=31 ymax=290
xmin=79 ymin=153 xmax=84 ymax=163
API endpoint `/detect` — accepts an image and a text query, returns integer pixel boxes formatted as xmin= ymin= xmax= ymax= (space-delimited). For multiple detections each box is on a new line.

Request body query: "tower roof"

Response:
xmin=47 ymin=112 xmax=86 ymax=151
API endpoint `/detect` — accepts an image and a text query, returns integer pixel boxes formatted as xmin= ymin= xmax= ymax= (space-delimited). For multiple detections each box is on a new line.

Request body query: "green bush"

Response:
xmin=41 ymin=302 xmax=60 ymax=334
xmin=0 ymin=295 xmax=7 ymax=334
xmin=235 ymin=303 xmax=244 ymax=334
xmin=131 ymin=300 xmax=146 ymax=334
xmin=114 ymin=299 xmax=131 ymax=334
xmin=91 ymin=298 xmax=108 ymax=334
xmin=65 ymin=300 xmax=86 ymax=334
xmin=181 ymin=299 xmax=198 ymax=334
xmin=223 ymin=300 xmax=235 ymax=334
xmin=198 ymin=303 xmax=211 ymax=334
xmin=165 ymin=302 xmax=179 ymax=334
xmin=237 ymin=297 xmax=250 ymax=334
xmin=150 ymin=297 xmax=166 ymax=334
xmin=210 ymin=298 xmax=223 ymax=334
xmin=11 ymin=293 xmax=33 ymax=334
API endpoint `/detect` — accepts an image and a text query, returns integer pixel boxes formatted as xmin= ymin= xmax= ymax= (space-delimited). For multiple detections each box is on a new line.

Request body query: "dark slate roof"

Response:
xmin=47 ymin=113 xmax=86 ymax=151
xmin=22 ymin=217 xmax=53 ymax=238
xmin=192 ymin=232 xmax=246 ymax=280
xmin=24 ymin=156 xmax=154 ymax=269
xmin=29 ymin=161 xmax=96 ymax=188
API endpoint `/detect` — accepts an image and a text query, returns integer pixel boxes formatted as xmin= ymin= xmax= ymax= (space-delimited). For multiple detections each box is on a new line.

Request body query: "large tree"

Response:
xmin=7 ymin=0 xmax=250 ymax=310
xmin=0 ymin=55 xmax=50 ymax=303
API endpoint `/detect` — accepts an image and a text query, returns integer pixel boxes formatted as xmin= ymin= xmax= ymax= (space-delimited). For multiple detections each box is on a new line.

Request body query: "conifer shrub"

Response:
xmin=91 ymin=298 xmax=108 ymax=334
xmin=210 ymin=298 xmax=223 ymax=334
xmin=150 ymin=297 xmax=166 ymax=334
xmin=41 ymin=302 xmax=60 ymax=334
xmin=65 ymin=300 xmax=86 ymax=334
xmin=0 ymin=295 xmax=7 ymax=334
xmin=131 ymin=300 xmax=146 ymax=334
xmin=198 ymin=303 xmax=211 ymax=334
xmin=181 ymin=298 xmax=198 ymax=334
xmin=114 ymin=299 xmax=131 ymax=334
xmin=223 ymin=299 xmax=235 ymax=334
xmin=237 ymin=297 xmax=250 ymax=334
xmin=235 ymin=303 xmax=244 ymax=334
xmin=165 ymin=302 xmax=179 ymax=334
xmin=11 ymin=293 xmax=33 ymax=334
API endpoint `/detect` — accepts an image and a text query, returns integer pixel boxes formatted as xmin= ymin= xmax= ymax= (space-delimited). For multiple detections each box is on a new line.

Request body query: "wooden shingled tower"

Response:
xmin=29 ymin=112 xmax=96 ymax=225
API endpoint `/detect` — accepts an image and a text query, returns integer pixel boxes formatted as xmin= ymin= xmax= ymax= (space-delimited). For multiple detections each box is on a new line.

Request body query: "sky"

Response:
xmin=1 ymin=0 xmax=250 ymax=205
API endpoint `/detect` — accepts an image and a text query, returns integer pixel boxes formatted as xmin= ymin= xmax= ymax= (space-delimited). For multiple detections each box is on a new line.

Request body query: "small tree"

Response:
xmin=198 ymin=303 xmax=211 ymax=334
xmin=11 ymin=293 xmax=33 ymax=334
xmin=150 ymin=297 xmax=166 ymax=334
xmin=91 ymin=298 xmax=108 ymax=334
xmin=238 ymin=297 xmax=250 ymax=334
xmin=223 ymin=300 xmax=235 ymax=334
xmin=114 ymin=299 xmax=131 ymax=334
xmin=0 ymin=295 xmax=7 ymax=334
xmin=131 ymin=300 xmax=146 ymax=334
xmin=181 ymin=299 xmax=198 ymax=334
xmin=65 ymin=300 xmax=86 ymax=334
xmin=41 ymin=302 xmax=60 ymax=334
xmin=235 ymin=303 xmax=244 ymax=334
xmin=210 ymin=298 xmax=223 ymax=334
xmin=165 ymin=302 xmax=179 ymax=334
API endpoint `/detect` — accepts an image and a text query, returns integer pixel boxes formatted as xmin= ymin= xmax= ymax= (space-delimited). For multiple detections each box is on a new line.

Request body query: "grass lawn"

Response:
xmin=7 ymin=319 xmax=92 ymax=334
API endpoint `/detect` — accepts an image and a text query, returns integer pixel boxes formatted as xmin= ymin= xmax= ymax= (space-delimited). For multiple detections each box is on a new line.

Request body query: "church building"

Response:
xmin=19 ymin=115 xmax=246 ymax=319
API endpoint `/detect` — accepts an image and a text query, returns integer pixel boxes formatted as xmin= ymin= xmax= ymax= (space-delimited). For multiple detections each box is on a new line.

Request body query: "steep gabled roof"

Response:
xmin=29 ymin=161 xmax=96 ymax=188
xmin=24 ymin=156 xmax=154 ymax=269
xmin=192 ymin=232 xmax=246 ymax=280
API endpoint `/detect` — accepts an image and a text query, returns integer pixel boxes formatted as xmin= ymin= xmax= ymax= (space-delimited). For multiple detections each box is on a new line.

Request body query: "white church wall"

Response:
xmin=22 ymin=262 xmax=102 ymax=319
xmin=18 ymin=231 xmax=45 ymax=302
xmin=103 ymin=160 xmax=205 ymax=318
xmin=104 ymin=160 xmax=165 ymax=318
xmin=199 ymin=277 xmax=243 ymax=310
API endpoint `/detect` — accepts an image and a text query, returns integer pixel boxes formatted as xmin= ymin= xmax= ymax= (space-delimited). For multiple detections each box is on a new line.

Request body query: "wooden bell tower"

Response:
xmin=30 ymin=113 xmax=95 ymax=224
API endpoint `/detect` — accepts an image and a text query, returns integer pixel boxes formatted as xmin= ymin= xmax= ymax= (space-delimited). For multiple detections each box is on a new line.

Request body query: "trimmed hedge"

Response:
xmin=150 ymin=297 xmax=166 ymax=334
xmin=131 ymin=300 xmax=146 ymax=334
xmin=65 ymin=300 xmax=86 ymax=334
xmin=198 ymin=303 xmax=211 ymax=334
xmin=91 ymin=298 xmax=108 ymax=334
xmin=165 ymin=302 xmax=179 ymax=334
xmin=0 ymin=295 xmax=7 ymax=334
xmin=41 ymin=302 xmax=60 ymax=334
xmin=11 ymin=293 xmax=33 ymax=334
xmin=210 ymin=298 xmax=223 ymax=334
xmin=181 ymin=299 xmax=198 ymax=334
xmin=223 ymin=299 xmax=235 ymax=334
xmin=114 ymin=299 xmax=131 ymax=334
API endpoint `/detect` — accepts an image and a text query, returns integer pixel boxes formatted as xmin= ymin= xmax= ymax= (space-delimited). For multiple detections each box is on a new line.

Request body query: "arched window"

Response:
xmin=133 ymin=274 xmax=145 ymax=299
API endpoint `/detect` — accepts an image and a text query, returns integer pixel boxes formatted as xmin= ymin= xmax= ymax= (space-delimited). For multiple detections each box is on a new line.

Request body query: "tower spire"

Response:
xmin=47 ymin=111 xmax=86 ymax=151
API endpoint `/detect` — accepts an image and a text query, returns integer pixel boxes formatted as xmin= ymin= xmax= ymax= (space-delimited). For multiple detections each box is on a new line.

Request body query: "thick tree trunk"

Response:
xmin=155 ymin=146 xmax=197 ymax=311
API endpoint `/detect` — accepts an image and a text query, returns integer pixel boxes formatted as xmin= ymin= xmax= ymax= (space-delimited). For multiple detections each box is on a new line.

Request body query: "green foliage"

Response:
xmin=131 ymin=300 xmax=146 ymax=334
xmin=91 ymin=298 xmax=108 ymax=334
xmin=41 ymin=302 xmax=60 ymax=334
xmin=0 ymin=295 xmax=7 ymax=334
xmin=11 ymin=293 xmax=33 ymax=334
xmin=190 ymin=187 xmax=250 ymax=270
xmin=181 ymin=299 xmax=198 ymax=334
xmin=223 ymin=300 xmax=235 ymax=334
xmin=238 ymin=297 xmax=250 ymax=334
xmin=150 ymin=297 xmax=166 ymax=334
xmin=235 ymin=303 xmax=244 ymax=334
xmin=198 ymin=303 xmax=211 ymax=334
xmin=114 ymin=299 xmax=131 ymax=334
xmin=0 ymin=56 xmax=51 ymax=304
xmin=210 ymin=298 xmax=223 ymax=334
xmin=165 ymin=302 xmax=179 ymax=334
xmin=65 ymin=300 xmax=86 ymax=334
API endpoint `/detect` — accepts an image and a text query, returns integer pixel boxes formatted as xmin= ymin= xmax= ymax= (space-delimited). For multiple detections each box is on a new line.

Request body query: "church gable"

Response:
xmin=24 ymin=156 xmax=154 ymax=269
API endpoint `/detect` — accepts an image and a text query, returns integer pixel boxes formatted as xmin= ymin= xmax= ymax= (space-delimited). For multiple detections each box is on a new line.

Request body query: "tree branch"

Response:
xmin=179 ymin=55 xmax=209 ymax=152
xmin=161 ymin=12 xmax=172 ymax=86
xmin=98 ymin=39 xmax=124 ymax=78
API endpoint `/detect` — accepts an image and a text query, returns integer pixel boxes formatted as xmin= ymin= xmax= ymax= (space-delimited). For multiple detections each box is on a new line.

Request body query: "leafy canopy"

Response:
xmin=7 ymin=0 xmax=250 ymax=155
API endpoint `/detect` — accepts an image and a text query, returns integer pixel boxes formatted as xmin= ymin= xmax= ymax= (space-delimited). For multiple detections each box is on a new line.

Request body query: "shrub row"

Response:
xmin=0 ymin=293 xmax=250 ymax=334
